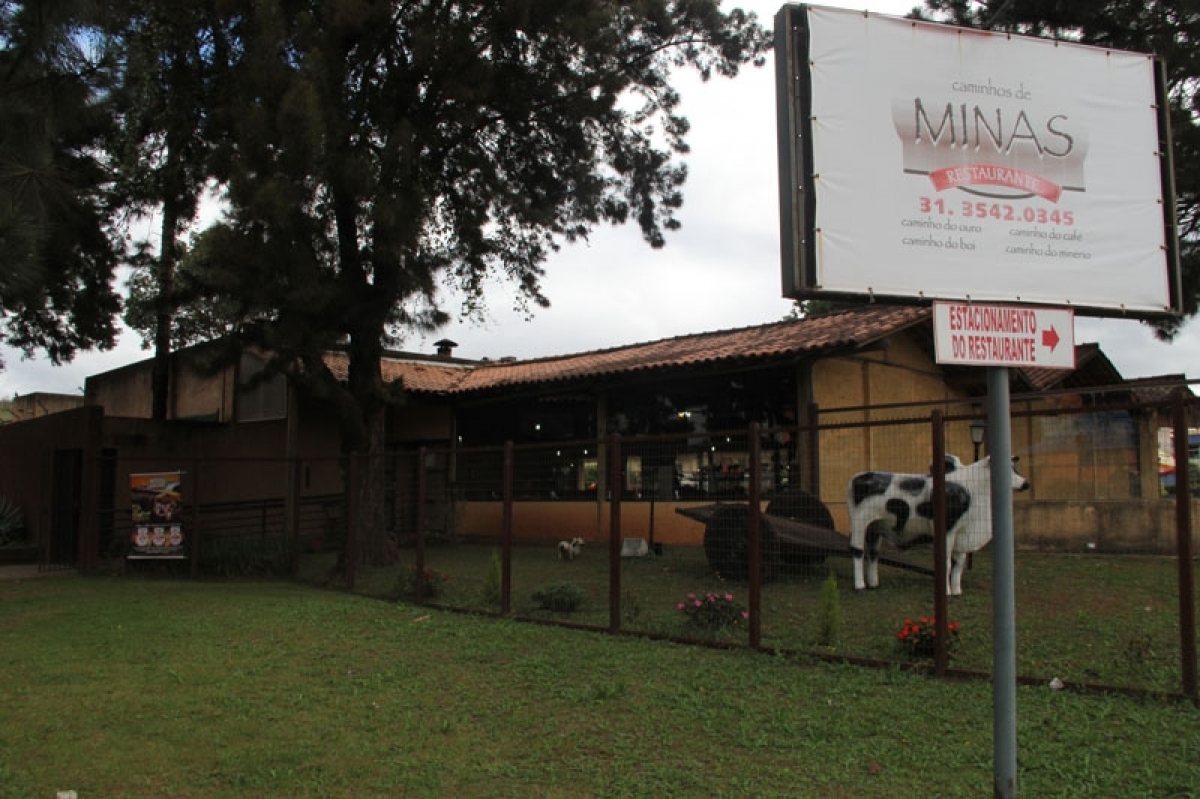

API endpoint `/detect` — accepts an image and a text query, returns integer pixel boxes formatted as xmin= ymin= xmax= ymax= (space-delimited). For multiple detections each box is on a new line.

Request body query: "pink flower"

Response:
xmin=677 ymin=603 xmax=686 ymax=610
xmin=693 ymin=600 xmax=702 ymax=608
xmin=741 ymin=611 xmax=749 ymax=619
xmin=724 ymin=593 xmax=734 ymax=602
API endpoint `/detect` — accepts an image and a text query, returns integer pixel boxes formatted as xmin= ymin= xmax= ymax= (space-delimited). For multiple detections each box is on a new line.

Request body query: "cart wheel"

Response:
xmin=766 ymin=489 xmax=835 ymax=569
xmin=703 ymin=504 xmax=778 ymax=582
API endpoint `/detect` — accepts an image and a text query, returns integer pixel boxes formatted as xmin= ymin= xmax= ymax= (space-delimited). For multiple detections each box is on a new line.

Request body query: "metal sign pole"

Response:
xmin=988 ymin=366 xmax=1018 ymax=798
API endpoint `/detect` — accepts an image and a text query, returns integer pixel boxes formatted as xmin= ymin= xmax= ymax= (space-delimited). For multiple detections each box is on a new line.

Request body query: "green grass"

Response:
xmin=323 ymin=544 xmax=1194 ymax=694
xmin=2 ymin=574 xmax=1197 ymax=797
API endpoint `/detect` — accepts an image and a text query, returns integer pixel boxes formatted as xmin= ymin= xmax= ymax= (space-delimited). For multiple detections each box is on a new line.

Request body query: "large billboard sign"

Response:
xmin=774 ymin=4 xmax=1182 ymax=318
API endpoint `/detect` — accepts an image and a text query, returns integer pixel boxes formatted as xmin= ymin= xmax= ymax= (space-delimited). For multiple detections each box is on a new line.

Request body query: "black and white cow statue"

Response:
xmin=846 ymin=455 xmax=1029 ymax=595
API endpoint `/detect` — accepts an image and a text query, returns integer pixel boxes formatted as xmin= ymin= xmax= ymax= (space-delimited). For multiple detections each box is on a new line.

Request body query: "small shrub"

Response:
xmin=198 ymin=535 xmax=290 ymax=577
xmin=532 ymin=582 xmax=586 ymax=613
xmin=481 ymin=549 xmax=503 ymax=607
xmin=677 ymin=591 xmax=748 ymax=632
xmin=398 ymin=566 xmax=449 ymax=601
xmin=622 ymin=590 xmax=642 ymax=624
xmin=817 ymin=571 xmax=841 ymax=647
xmin=896 ymin=616 xmax=960 ymax=660
xmin=1123 ymin=633 xmax=1154 ymax=665
xmin=0 ymin=496 xmax=27 ymax=547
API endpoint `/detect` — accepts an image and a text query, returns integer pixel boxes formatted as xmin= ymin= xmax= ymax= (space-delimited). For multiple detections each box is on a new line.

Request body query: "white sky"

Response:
xmin=3 ymin=0 xmax=1198 ymax=397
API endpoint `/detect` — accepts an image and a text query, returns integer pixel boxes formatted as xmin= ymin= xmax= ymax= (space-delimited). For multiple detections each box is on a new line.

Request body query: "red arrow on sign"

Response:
xmin=1042 ymin=326 xmax=1060 ymax=352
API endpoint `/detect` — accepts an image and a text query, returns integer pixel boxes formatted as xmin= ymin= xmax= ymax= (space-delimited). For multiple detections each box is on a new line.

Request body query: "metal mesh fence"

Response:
xmin=104 ymin=454 xmax=347 ymax=578
xmin=93 ymin=391 xmax=1198 ymax=698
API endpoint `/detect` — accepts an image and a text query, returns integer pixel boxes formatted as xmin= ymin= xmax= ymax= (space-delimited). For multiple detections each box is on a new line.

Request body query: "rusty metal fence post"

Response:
xmin=344 ymin=454 xmax=358 ymax=590
xmin=415 ymin=447 xmax=428 ymax=603
xmin=1172 ymin=393 xmax=1198 ymax=701
xmin=748 ymin=422 xmax=763 ymax=649
xmin=188 ymin=457 xmax=201 ymax=579
xmin=502 ymin=442 xmax=514 ymax=615
xmin=608 ymin=433 xmax=622 ymax=633
xmin=287 ymin=456 xmax=302 ymax=578
xmin=931 ymin=410 xmax=949 ymax=676
xmin=805 ymin=401 xmax=821 ymax=497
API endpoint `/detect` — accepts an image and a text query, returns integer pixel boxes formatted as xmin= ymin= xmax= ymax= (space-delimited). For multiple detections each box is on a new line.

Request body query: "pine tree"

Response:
xmin=0 ymin=1 xmax=122 ymax=368
xmin=103 ymin=0 xmax=238 ymax=417
xmin=190 ymin=0 xmax=770 ymax=563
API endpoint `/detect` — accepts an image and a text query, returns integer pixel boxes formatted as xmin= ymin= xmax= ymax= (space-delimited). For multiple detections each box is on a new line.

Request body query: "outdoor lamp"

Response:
xmin=970 ymin=418 xmax=986 ymax=461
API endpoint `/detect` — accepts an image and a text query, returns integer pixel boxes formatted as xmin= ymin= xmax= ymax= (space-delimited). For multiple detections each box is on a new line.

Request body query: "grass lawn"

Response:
xmin=332 ymin=543 xmax=1192 ymax=694
xmin=2 ymin=573 xmax=1197 ymax=798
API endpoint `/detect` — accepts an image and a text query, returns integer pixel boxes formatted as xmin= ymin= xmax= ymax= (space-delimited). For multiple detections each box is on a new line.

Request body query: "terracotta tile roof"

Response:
xmin=321 ymin=352 xmax=475 ymax=394
xmin=1020 ymin=343 xmax=1123 ymax=393
xmin=1121 ymin=374 xmax=1194 ymax=403
xmin=379 ymin=358 xmax=475 ymax=393
xmin=322 ymin=304 xmax=932 ymax=397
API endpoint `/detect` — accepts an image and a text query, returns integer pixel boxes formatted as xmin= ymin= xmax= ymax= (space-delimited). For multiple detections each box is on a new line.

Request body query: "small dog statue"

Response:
xmin=557 ymin=537 xmax=584 ymax=560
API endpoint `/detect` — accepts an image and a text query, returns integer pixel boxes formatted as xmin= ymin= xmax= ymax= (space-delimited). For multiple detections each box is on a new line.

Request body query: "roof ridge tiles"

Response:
xmin=324 ymin=304 xmax=933 ymax=396
xmin=470 ymin=303 xmax=928 ymax=368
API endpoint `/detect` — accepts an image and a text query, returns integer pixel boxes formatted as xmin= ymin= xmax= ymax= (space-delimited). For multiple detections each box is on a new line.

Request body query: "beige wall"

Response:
xmin=810 ymin=334 xmax=973 ymax=516
xmin=10 ymin=393 xmax=84 ymax=420
xmin=1014 ymin=499 xmax=1197 ymax=553
xmin=87 ymin=364 xmax=155 ymax=418
xmin=456 ymin=499 xmax=712 ymax=544
xmin=173 ymin=359 xmax=232 ymax=420
xmin=86 ymin=355 xmax=233 ymax=422
xmin=452 ymin=496 xmax=1199 ymax=554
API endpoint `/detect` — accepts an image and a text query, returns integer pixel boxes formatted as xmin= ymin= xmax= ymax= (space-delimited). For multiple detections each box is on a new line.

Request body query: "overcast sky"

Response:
xmin=3 ymin=0 xmax=1198 ymax=398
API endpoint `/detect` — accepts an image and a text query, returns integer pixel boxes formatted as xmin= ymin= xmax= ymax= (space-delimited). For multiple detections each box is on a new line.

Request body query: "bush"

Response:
xmin=896 ymin=616 xmax=960 ymax=660
xmin=398 ymin=566 xmax=449 ymax=601
xmin=677 ymin=591 xmax=748 ymax=632
xmin=532 ymin=582 xmax=587 ymax=613
xmin=481 ymin=549 xmax=502 ymax=607
xmin=197 ymin=535 xmax=290 ymax=577
xmin=817 ymin=571 xmax=841 ymax=647
xmin=0 ymin=496 xmax=27 ymax=547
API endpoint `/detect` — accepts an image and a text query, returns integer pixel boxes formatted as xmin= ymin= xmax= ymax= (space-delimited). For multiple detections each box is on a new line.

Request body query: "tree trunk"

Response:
xmin=150 ymin=202 xmax=177 ymax=421
xmin=344 ymin=325 xmax=396 ymax=567
xmin=328 ymin=168 xmax=401 ymax=566
xmin=353 ymin=403 xmax=395 ymax=566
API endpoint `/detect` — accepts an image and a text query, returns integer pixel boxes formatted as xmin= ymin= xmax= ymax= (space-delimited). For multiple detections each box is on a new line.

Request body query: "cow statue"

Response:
xmin=846 ymin=455 xmax=1029 ymax=595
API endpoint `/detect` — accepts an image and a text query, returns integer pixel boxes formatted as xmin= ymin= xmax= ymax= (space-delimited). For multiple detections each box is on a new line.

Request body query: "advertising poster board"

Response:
xmin=775 ymin=4 xmax=1181 ymax=318
xmin=129 ymin=471 xmax=185 ymax=559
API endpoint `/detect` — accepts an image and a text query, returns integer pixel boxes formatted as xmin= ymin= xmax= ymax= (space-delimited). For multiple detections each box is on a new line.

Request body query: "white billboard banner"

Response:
xmin=775 ymin=4 xmax=1180 ymax=316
